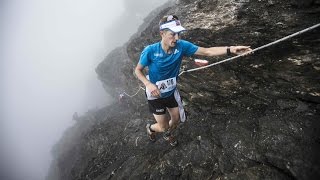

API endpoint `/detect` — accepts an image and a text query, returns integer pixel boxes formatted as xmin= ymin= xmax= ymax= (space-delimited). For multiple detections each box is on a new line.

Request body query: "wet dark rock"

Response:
xmin=47 ymin=0 xmax=320 ymax=180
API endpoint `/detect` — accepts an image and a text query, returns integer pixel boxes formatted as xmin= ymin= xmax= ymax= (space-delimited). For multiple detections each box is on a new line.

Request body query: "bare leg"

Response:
xmin=162 ymin=107 xmax=180 ymax=146
xmin=167 ymin=107 xmax=180 ymax=131
xmin=150 ymin=114 xmax=169 ymax=133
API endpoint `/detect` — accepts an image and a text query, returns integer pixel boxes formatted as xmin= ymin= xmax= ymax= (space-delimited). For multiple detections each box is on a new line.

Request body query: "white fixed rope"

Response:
xmin=179 ymin=23 xmax=320 ymax=76
xmin=121 ymin=86 xmax=145 ymax=98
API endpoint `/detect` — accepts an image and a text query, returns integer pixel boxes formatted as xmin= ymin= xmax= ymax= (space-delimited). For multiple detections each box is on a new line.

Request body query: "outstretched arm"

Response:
xmin=195 ymin=46 xmax=252 ymax=56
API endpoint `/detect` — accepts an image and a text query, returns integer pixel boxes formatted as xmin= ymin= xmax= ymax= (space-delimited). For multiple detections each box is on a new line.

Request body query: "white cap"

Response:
xmin=159 ymin=15 xmax=186 ymax=33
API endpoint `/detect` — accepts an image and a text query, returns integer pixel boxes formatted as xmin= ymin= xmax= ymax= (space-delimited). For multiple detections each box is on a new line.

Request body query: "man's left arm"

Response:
xmin=195 ymin=46 xmax=252 ymax=57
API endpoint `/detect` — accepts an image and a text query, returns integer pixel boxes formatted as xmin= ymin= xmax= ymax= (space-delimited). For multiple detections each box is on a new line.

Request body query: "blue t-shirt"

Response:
xmin=139 ymin=40 xmax=198 ymax=98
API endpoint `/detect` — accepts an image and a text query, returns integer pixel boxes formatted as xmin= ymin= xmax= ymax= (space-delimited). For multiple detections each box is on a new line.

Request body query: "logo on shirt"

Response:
xmin=173 ymin=49 xmax=180 ymax=54
xmin=154 ymin=53 xmax=163 ymax=57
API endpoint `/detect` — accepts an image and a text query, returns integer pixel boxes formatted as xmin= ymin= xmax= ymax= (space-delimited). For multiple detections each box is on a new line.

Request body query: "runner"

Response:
xmin=135 ymin=15 xmax=252 ymax=146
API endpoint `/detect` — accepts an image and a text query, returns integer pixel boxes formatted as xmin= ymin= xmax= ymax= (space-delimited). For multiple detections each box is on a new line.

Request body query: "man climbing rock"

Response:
xmin=134 ymin=15 xmax=252 ymax=146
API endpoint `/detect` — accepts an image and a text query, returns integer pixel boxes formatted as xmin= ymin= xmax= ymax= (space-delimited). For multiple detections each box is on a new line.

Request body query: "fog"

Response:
xmin=1 ymin=0 xmax=167 ymax=179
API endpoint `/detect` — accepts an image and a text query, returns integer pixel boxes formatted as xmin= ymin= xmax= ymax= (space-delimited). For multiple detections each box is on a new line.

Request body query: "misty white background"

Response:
xmin=1 ymin=0 xmax=167 ymax=179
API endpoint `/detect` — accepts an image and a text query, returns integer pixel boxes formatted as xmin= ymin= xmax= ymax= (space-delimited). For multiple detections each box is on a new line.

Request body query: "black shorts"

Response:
xmin=148 ymin=93 xmax=178 ymax=115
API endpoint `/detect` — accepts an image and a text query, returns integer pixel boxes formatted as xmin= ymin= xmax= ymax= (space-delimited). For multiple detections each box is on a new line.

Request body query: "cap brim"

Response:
xmin=168 ymin=25 xmax=186 ymax=33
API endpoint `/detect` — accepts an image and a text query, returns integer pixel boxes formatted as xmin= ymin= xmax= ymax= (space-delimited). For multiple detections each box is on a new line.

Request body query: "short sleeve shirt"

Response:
xmin=139 ymin=40 xmax=198 ymax=98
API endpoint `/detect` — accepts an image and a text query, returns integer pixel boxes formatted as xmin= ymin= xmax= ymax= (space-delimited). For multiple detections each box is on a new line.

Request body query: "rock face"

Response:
xmin=47 ymin=0 xmax=320 ymax=179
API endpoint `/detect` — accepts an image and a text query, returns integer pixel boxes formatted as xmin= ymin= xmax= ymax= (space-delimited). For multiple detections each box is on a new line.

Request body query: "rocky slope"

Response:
xmin=47 ymin=0 xmax=320 ymax=179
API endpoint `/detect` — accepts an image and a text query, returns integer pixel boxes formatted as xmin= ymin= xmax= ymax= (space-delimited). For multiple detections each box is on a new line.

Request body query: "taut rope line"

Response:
xmin=123 ymin=23 xmax=320 ymax=97
xmin=179 ymin=23 xmax=320 ymax=76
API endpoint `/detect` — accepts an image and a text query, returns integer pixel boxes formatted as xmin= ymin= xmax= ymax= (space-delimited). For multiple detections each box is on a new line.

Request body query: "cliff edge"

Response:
xmin=47 ymin=0 xmax=320 ymax=179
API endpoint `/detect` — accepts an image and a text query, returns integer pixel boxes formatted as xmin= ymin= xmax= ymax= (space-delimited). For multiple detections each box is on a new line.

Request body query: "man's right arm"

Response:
xmin=135 ymin=64 xmax=150 ymax=86
xmin=134 ymin=64 xmax=160 ymax=98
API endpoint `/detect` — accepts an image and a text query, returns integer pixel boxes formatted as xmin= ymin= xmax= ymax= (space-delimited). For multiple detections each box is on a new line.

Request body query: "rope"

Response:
xmin=122 ymin=23 xmax=320 ymax=98
xmin=120 ymin=86 xmax=145 ymax=98
xmin=179 ymin=23 xmax=320 ymax=76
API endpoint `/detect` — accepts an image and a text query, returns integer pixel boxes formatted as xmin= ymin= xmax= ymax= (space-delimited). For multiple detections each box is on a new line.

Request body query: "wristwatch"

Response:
xmin=227 ymin=46 xmax=231 ymax=56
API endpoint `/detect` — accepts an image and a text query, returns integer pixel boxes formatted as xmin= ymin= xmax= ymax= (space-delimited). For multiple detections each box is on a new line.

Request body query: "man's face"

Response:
xmin=161 ymin=30 xmax=180 ymax=48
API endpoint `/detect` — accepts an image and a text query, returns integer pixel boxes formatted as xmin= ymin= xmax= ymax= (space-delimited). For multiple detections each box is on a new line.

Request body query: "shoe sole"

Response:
xmin=170 ymin=141 xmax=178 ymax=146
xmin=163 ymin=135 xmax=178 ymax=146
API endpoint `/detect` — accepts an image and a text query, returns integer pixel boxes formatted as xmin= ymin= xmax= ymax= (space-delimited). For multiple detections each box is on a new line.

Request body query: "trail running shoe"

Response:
xmin=163 ymin=130 xmax=178 ymax=146
xmin=146 ymin=124 xmax=156 ymax=142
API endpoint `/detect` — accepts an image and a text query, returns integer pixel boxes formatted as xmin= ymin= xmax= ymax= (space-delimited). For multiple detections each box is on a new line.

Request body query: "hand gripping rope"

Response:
xmin=120 ymin=23 xmax=320 ymax=98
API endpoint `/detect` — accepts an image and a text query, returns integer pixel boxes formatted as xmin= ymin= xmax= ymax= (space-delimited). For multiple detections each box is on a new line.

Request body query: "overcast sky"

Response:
xmin=1 ymin=0 xmax=167 ymax=179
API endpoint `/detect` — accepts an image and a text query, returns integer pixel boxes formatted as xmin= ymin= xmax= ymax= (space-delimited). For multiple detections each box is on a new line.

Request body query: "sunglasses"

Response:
xmin=167 ymin=30 xmax=184 ymax=37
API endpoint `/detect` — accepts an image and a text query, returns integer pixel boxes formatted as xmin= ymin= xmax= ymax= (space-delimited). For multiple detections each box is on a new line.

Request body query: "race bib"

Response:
xmin=146 ymin=77 xmax=177 ymax=100
xmin=156 ymin=77 xmax=177 ymax=93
